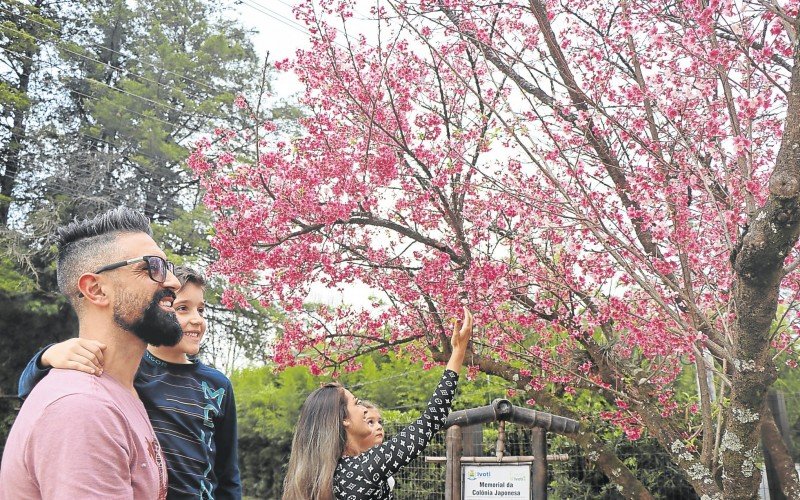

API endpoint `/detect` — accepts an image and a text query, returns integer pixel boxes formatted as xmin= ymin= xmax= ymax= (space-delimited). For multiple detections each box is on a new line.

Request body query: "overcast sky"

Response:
xmin=224 ymin=0 xmax=309 ymax=95
xmin=227 ymin=0 xmax=384 ymax=97
xmin=233 ymin=1 xmax=311 ymax=58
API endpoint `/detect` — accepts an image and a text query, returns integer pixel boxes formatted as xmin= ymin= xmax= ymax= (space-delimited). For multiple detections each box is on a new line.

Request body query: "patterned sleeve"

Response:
xmin=349 ymin=369 xmax=458 ymax=484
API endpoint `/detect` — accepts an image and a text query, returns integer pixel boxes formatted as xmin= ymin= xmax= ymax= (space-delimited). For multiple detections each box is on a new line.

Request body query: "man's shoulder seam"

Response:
xmin=41 ymin=391 xmax=122 ymax=412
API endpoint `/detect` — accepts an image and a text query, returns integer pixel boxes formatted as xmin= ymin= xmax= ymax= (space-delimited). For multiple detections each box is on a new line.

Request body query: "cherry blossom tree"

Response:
xmin=191 ymin=0 xmax=800 ymax=497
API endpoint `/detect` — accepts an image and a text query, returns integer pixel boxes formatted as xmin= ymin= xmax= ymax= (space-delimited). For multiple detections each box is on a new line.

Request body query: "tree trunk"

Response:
xmin=724 ymin=37 xmax=800 ymax=500
xmin=0 ymin=44 xmax=33 ymax=227
xmin=568 ymin=427 xmax=655 ymax=500
xmin=630 ymin=401 xmax=723 ymax=498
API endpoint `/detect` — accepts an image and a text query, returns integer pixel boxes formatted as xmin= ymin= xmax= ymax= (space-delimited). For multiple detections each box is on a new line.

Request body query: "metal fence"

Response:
xmin=386 ymin=422 xmax=699 ymax=500
xmin=391 ymin=428 xmax=446 ymax=500
xmin=387 ymin=423 xmax=533 ymax=499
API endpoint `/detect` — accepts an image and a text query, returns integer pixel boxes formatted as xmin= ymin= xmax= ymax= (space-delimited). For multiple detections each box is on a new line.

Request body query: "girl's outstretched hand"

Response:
xmin=451 ymin=307 xmax=473 ymax=352
xmin=447 ymin=307 xmax=474 ymax=372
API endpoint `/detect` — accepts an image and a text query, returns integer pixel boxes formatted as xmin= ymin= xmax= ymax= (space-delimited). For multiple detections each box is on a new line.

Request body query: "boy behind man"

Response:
xmin=19 ymin=266 xmax=241 ymax=499
xmin=0 ymin=207 xmax=182 ymax=499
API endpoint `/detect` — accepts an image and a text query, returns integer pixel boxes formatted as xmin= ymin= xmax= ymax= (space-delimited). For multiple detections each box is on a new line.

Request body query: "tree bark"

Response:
xmin=567 ymin=425 xmax=655 ymax=500
xmin=724 ymin=31 xmax=800 ymax=500
xmin=632 ymin=400 xmax=723 ymax=498
xmin=0 ymin=32 xmax=34 ymax=227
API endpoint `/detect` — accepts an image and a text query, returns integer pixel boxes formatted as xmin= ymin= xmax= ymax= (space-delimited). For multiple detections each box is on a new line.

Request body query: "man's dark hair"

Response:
xmin=56 ymin=207 xmax=152 ymax=306
xmin=174 ymin=265 xmax=207 ymax=289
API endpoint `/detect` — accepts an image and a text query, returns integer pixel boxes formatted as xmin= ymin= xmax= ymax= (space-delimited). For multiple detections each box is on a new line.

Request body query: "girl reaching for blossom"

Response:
xmin=282 ymin=307 xmax=474 ymax=500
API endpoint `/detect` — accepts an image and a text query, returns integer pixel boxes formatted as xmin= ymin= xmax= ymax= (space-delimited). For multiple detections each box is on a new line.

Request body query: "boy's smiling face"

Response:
xmin=166 ymin=282 xmax=207 ymax=357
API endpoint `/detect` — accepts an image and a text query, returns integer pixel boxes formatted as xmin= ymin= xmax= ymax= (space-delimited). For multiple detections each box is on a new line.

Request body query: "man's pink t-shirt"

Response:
xmin=0 ymin=369 xmax=168 ymax=499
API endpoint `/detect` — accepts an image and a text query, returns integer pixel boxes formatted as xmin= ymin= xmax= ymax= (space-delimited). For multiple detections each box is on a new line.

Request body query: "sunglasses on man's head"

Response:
xmin=94 ymin=255 xmax=175 ymax=283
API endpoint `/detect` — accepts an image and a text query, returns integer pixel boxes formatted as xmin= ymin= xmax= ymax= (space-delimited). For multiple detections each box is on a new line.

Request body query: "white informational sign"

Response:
xmin=462 ymin=464 xmax=531 ymax=499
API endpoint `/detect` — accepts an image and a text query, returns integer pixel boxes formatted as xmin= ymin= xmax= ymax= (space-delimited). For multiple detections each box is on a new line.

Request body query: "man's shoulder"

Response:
xmin=28 ymin=369 xmax=104 ymax=401
xmin=31 ymin=372 xmax=122 ymax=411
xmin=40 ymin=392 xmax=126 ymax=422
xmin=14 ymin=375 xmax=128 ymax=438
xmin=28 ymin=371 xmax=136 ymax=413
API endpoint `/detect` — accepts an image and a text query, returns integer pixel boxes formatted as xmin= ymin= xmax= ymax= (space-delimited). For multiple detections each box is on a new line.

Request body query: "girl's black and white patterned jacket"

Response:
xmin=333 ymin=369 xmax=459 ymax=499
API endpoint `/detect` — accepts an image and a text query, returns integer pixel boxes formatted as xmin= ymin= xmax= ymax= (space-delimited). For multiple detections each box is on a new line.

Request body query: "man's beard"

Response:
xmin=114 ymin=289 xmax=183 ymax=347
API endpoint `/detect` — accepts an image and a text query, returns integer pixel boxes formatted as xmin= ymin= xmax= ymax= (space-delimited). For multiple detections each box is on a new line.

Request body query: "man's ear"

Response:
xmin=77 ymin=273 xmax=111 ymax=307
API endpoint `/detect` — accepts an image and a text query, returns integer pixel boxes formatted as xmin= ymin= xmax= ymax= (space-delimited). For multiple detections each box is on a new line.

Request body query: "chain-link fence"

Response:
xmin=386 ymin=422 xmax=699 ymax=500
xmin=390 ymin=428 xmax=446 ymax=499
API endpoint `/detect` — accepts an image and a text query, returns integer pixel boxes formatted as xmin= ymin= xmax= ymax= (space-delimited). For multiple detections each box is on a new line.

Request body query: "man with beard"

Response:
xmin=18 ymin=266 xmax=243 ymax=499
xmin=0 ymin=207 xmax=182 ymax=499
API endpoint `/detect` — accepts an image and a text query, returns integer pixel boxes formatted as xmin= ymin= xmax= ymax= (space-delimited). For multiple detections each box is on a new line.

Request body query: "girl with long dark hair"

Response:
xmin=282 ymin=307 xmax=474 ymax=500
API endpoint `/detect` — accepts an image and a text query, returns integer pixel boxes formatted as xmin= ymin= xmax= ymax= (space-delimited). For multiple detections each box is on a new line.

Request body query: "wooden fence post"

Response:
xmin=446 ymin=425 xmax=463 ymax=500
xmin=532 ymin=427 xmax=547 ymax=500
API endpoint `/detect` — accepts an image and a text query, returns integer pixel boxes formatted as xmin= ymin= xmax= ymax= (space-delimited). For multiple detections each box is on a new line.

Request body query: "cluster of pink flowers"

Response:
xmin=190 ymin=0 xmax=798 ymax=442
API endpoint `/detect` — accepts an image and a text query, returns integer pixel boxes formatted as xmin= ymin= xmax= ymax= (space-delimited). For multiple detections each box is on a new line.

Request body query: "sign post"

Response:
xmin=462 ymin=465 xmax=531 ymax=500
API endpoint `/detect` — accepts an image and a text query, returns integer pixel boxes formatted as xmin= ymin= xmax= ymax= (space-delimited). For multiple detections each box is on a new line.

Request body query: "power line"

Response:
xmin=3 ymin=35 xmax=222 ymax=127
xmin=0 ymin=9 xmax=212 ymax=104
xmin=14 ymin=131 xmax=191 ymax=185
xmin=272 ymin=0 xmax=302 ymax=10
xmin=4 ymin=44 xmax=211 ymax=132
xmin=240 ymin=0 xmax=373 ymax=52
xmin=3 ymin=52 xmax=211 ymax=171
xmin=270 ymin=0 xmax=375 ymax=25
xmin=238 ymin=0 xmax=314 ymax=41
xmin=12 ymin=144 xmax=200 ymax=210
xmin=2 ymin=120 xmax=190 ymax=171
xmin=77 ymin=131 xmax=177 ymax=164
xmin=6 ymin=45 xmax=261 ymax=170
xmin=75 ymin=84 xmax=202 ymax=132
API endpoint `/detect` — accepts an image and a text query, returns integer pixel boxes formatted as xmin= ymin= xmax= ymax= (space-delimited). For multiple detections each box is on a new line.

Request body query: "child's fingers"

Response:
xmin=73 ymin=352 xmax=103 ymax=374
xmin=76 ymin=343 xmax=104 ymax=368
xmin=78 ymin=339 xmax=106 ymax=363
xmin=451 ymin=307 xmax=474 ymax=349
xmin=67 ymin=360 xmax=98 ymax=375
xmin=459 ymin=307 xmax=471 ymax=329
xmin=452 ymin=319 xmax=463 ymax=337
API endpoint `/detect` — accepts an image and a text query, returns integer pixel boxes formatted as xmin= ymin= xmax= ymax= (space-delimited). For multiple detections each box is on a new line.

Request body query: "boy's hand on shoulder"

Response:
xmin=41 ymin=338 xmax=106 ymax=376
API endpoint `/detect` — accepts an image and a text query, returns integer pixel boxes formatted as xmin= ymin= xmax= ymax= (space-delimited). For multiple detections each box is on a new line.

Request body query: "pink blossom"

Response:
xmin=190 ymin=0 xmax=799 ymax=463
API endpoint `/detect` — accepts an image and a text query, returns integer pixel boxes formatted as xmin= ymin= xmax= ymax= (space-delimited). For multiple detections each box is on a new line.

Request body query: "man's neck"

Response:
xmin=79 ymin=325 xmax=146 ymax=392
